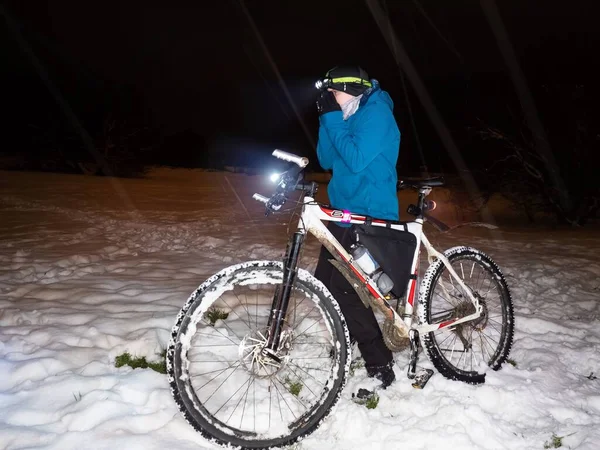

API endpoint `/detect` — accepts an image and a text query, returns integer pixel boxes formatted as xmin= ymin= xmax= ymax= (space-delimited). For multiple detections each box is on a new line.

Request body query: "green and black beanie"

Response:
xmin=325 ymin=65 xmax=372 ymax=96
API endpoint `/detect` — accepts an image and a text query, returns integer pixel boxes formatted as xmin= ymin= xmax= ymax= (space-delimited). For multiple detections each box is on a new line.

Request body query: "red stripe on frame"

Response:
xmin=438 ymin=319 xmax=457 ymax=329
xmin=320 ymin=206 xmax=388 ymax=225
xmin=407 ymin=279 xmax=416 ymax=306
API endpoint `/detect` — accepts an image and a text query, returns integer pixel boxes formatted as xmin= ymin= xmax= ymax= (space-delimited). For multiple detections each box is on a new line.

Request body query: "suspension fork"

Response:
xmin=265 ymin=231 xmax=305 ymax=352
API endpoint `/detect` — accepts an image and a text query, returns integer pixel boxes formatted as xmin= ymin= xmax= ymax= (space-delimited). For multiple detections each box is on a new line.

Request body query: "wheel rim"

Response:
xmin=428 ymin=256 xmax=508 ymax=374
xmin=177 ymin=274 xmax=341 ymax=441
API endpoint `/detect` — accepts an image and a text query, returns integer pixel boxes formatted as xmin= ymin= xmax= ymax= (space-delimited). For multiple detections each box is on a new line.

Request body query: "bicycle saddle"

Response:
xmin=397 ymin=177 xmax=445 ymax=190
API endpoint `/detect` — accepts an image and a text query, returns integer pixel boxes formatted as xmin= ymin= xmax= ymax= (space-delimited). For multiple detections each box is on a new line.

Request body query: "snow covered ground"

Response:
xmin=1 ymin=167 xmax=599 ymax=450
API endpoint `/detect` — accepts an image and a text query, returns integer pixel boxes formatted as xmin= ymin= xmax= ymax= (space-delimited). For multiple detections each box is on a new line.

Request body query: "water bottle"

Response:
xmin=350 ymin=244 xmax=394 ymax=295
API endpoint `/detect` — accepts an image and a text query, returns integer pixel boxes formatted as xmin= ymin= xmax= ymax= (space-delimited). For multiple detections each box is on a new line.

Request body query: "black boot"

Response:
xmin=365 ymin=361 xmax=396 ymax=389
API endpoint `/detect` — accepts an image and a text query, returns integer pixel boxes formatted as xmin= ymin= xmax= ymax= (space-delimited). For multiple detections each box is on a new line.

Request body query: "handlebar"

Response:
xmin=272 ymin=149 xmax=309 ymax=168
xmin=255 ymin=151 xmax=445 ymax=218
xmin=253 ymin=150 xmax=317 ymax=216
xmin=252 ymin=194 xmax=269 ymax=204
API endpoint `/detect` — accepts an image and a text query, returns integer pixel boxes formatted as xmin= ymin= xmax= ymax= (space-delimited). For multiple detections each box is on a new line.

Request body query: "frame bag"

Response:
xmin=354 ymin=224 xmax=417 ymax=298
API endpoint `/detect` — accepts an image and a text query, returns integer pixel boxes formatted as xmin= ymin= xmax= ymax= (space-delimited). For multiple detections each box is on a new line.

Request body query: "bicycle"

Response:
xmin=167 ymin=150 xmax=515 ymax=449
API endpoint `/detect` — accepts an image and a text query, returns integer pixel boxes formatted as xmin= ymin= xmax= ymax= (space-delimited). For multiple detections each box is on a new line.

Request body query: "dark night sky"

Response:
xmin=2 ymin=0 xmax=599 ymax=169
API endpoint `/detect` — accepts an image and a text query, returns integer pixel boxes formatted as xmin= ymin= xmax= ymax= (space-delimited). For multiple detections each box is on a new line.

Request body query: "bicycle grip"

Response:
xmin=253 ymin=193 xmax=269 ymax=204
xmin=272 ymin=149 xmax=308 ymax=168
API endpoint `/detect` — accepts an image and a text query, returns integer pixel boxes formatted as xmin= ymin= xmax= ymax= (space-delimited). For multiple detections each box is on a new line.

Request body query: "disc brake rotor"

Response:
xmin=239 ymin=329 xmax=293 ymax=378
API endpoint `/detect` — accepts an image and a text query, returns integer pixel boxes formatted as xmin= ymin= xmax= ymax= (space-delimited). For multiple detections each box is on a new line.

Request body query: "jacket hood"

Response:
xmin=360 ymin=79 xmax=394 ymax=111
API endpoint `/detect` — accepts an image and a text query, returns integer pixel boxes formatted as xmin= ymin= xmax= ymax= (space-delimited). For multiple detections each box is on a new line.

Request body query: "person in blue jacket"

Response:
xmin=313 ymin=65 xmax=400 ymax=389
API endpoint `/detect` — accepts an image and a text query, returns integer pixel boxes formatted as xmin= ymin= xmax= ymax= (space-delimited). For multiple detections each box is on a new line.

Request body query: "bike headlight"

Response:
xmin=269 ymin=172 xmax=281 ymax=183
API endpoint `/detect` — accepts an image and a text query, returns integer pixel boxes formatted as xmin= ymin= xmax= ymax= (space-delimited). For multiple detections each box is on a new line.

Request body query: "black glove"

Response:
xmin=316 ymin=91 xmax=341 ymax=116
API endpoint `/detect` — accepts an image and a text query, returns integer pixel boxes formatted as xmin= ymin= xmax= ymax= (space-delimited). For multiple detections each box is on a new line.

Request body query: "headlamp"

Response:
xmin=315 ymin=78 xmax=331 ymax=90
xmin=315 ymin=76 xmax=372 ymax=91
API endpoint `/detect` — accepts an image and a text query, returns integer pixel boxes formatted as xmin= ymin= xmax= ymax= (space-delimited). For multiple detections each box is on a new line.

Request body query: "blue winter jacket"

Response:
xmin=317 ymin=80 xmax=400 ymax=221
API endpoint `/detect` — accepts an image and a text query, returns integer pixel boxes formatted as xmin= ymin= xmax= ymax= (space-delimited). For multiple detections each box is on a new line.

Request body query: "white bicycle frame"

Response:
xmin=254 ymin=149 xmax=483 ymax=339
xmin=297 ymin=196 xmax=483 ymax=337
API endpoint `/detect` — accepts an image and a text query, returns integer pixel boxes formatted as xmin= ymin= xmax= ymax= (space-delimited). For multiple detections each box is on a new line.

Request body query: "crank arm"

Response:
xmin=407 ymin=329 xmax=419 ymax=379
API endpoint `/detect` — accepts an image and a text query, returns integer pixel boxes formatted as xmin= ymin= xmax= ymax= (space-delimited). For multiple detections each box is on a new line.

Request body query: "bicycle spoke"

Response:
xmin=480 ymin=277 xmax=494 ymax=298
xmin=285 ymin=365 xmax=319 ymax=398
xmin=278 ymin=377 xmax=301 ymax=419
xmin=291 ymin=292 xmax=299 ymax=329
xmin=202 ymin=362 xmax=244 ymax=402
xmin=466 ymin=326 xmax=476 ymax=371
xmin=293 ymin=329 xmax=330 ymax=338
xmin=289 ymin=363 xmax=331 ymax=373
xmin=486 ymin=316 xmax=505 ymax=331
xmin=274 ymin=374 xmax=308 ymax=409
xmin=196 ymin=327 xmax=241 ymax=347
xmin=472 ymin=267 xmax=484 ymax=293
xmin=191 ymin=344 xmax=239 ymax=347
xmin=293 ymin=316 xmax=322 ymax=341
xmin=292 ymin=304 xmax=320 ymax=333
xmin=449 ymin=335 xmax=461 ymax=365
xmin=190 ymin=364 xmax=240 ymax=378
xmin=434 ymin=329 xmax=456 ymax=349
xmin=188 ymin=359 xmax=239 ymax=363
xmin=291 ymin=293 xmax=310 ymax=321
xmin=219 ymin=375 xmax=253 ymax=419
xmin=233 ymin=292 xmax=256 ymax=333
xmin=288 ymin=361 xmax=328 ymax=388
xmin=268 ymin=378 xmax=273 ymax=431
xmin=271 ymin=377 xmax=292 ymax=422
xmin=292 ymin=356 xmax=332 ymax=360
xmin=437 ymin=285 xmax=465 ymax=305
xmin=217 ymin=295 xmax=253 ymax=332
xmin=479 ymin=331 xmax=500 ymax=361
xmin=239 ymin=375 xmax=256 ymax=430
xmin=193 ymin=361 xmax=241 ymax=391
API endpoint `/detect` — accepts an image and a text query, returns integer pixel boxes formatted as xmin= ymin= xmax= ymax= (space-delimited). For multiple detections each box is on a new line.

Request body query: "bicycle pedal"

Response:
xmin=411 ymin=369 xmax=434 ymax=389
xmin=355 ymin=388 xmax=374 ymax=400
xmin=351 ymin=388 xmax=379 ymax=406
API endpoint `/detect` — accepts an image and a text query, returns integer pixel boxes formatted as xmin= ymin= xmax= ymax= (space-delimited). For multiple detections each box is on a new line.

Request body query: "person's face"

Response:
xmin=328 ymin=88 xmax=354 ymax=106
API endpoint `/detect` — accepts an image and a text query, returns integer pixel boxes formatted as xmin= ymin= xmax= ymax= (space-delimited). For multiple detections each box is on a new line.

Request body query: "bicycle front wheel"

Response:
xmin=418 ymin=247 xmax=514 ymax=384
xmin=167 ymin=261 xmax=350 ymax=449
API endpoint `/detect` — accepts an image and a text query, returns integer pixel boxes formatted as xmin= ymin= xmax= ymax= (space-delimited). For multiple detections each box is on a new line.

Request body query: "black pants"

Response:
xmin=313 ymin=223 xmax=393 ymax=368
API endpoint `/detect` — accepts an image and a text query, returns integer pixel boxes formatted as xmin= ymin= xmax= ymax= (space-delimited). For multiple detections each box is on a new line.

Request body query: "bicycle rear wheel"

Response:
xmin=418 ymin=247 xmax=514 ymax=384
xmin=167 ymin=261 xmax=350 ymax=449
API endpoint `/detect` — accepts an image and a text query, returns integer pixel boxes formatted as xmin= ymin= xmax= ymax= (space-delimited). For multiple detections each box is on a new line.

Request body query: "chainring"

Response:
xmin=382 ymin=318 xmax=410 ymax=352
